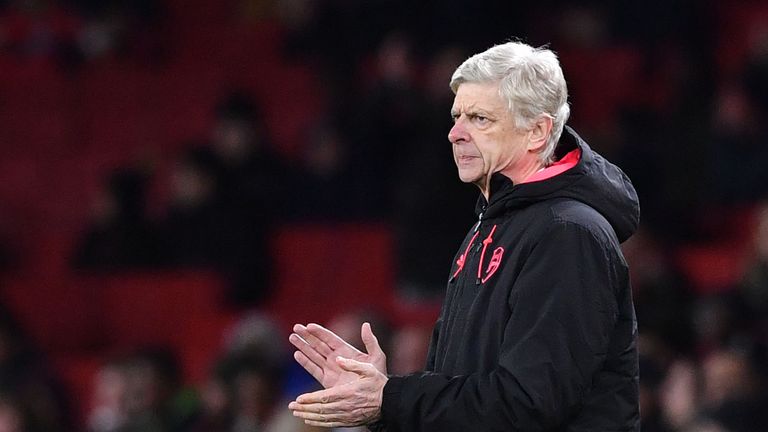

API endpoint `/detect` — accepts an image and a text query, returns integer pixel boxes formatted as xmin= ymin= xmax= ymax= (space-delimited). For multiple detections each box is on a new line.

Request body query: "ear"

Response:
xmin=526 ymin=115 xmax=554 ymax=153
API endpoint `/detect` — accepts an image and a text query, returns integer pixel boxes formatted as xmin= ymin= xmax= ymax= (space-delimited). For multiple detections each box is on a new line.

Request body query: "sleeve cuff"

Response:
xmin=368 ymin=375 xmax=405 ymax=432
xmin=383 ymin=376 xmax=404 ymax=421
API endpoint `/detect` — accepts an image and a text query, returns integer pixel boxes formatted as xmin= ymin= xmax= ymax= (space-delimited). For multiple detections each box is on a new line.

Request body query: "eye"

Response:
xmin=450 ymin=112 xmax=460 ymax=123
xmin=470 ymin=114 xmax=490 ymax=125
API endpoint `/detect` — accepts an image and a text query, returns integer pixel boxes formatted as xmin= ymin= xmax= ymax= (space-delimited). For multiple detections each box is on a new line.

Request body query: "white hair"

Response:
xmin=450 ymin=41 xmax=570 ymax=165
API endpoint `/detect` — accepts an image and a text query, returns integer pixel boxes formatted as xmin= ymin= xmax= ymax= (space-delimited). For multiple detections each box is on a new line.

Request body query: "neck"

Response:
xmin=478 ymin=156 xmax=545 ymax=200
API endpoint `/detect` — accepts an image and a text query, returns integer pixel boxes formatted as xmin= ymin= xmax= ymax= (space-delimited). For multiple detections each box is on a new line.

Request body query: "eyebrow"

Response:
xmin=451 ymin=108 xmax=494 ymax=118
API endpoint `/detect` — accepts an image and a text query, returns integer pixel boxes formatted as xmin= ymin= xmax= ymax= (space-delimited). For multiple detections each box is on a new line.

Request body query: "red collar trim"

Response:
xmin=519 ymin=148 xmax=581 ymax=184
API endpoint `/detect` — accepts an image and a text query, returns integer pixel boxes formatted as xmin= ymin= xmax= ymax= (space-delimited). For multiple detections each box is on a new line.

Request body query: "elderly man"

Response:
xmin=288 ymin=41 xmax=640 ymax=431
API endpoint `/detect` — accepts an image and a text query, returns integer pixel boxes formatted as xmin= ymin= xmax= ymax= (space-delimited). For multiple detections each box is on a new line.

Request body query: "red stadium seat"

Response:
xmin=675 ymin=245 xmax=750 ymax=294
xmin=0 ymin=275 xmax=104 ymax=352
xmin=52 ymin=353 xmax=104 ymax=427
xmin=96 ymin=271 xmax=224 ymax=349
xmin=265 ymin=224 xmax=396 ymax=328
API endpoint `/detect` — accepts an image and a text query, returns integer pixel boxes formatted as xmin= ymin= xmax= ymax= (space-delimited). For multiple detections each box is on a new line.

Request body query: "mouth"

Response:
xmin=457 ymin=155 xmax=479 ymax=163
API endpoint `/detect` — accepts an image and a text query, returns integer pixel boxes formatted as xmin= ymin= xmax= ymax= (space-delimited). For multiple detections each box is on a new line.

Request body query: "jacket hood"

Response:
xmin=479 ymin=126 xmax=640 ymax=243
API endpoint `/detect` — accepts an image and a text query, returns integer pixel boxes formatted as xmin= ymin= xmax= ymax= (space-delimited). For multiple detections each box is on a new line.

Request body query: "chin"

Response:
xmin=457 ymin=172 xmax=480 ymax=184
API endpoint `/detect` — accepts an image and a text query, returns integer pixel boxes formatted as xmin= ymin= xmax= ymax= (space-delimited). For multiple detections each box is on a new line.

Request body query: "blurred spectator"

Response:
xmin=638 ymin=353 xmax=672 ymax=432
xmin=739 ymin=203 xmax=768 ymax=339
xmin=0 ymin=305 xmax=72 ymax=431
xmin=690 ymin=294 xmax=749 ymax=357
xmin=88 ymin=358 xmax=128 ymax=432
xmin=88 ymin=348 xmax=194 ymax=432
xmin=200 ymin=313 xmax=287 ymax=432
xmin=622 ymin=228 xmax=695 ymax=355
xmin=325 ymin=310 xmax=392 ymax=358
xmin=0 ymin=394 xmax=27 ymax=432
xmin=228 ymin=353 xmax=281 ymax=432
xmin=742 ymin=22 xmax=768 ymax=120
xmin=208 ymin=91 xmax=284 ymax=305
xmin=659 ymin=359 xmax=699 ymax=431
xmin=349 ymin=32 xmax=422 ymax=218
xmin=0 ymin=0 xmax=80 ymax=60
xmin=186 ymin=360 xmax=232 ymax=432
xmin=209 ymin=90 xmax=288 ymax=215
xmin=710 ymin=81 xmax=768 ymax=204
xmin=388 ymin=325 xmax=430 ymax=375
xmin=73 ymin=167 xmax=159 ymax=270
xmin=710 ymin=23 xmax=768 ymax=204
xmin=698 ymin=346 xmax=768 ymax=432
xmin=156 ymin=135 xmax=274 ymax=305
xmin=223 ymin=312 xmax=285 ymax=370
xmin=287 ymin=119 xmax=364 ymax=221
xmin=0 ymin=0 xmax=168 ymax=69
xmin=157 ymin=146 xmax=224 ymax=268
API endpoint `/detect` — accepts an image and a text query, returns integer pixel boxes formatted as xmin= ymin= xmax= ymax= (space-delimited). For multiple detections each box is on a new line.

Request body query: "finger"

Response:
xmin=288 ymin=401 xmax=346 ymax=414
xmin=307 ymin=323 xmax=361 ymax=353
xmin=304 ymin=419 xmax=347 ymax=428
xmin=296 ymin=387 xmax=343 ymax=404
xmin=293 ymin=351 xmax=324 ymax=384
xmin=336 ymin=356 xmax=375 ymax=376
xmin=289 ymin=333 xmax=328 ymax=367
xmin=294 ymin=324 xmax=334 ymax=357
xmin=293 ymin=409 xmax=348 ymax=423
xmin=361 ymin=322 xmax=383 ymax=356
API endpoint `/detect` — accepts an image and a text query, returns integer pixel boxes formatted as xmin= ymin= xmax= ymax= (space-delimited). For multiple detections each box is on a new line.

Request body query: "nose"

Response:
xmin=448 ymin=118 xmax=468 ymax=144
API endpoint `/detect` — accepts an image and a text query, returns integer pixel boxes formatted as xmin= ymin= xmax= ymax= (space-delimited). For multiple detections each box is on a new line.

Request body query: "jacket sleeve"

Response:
xmin=378 ymin=222 xmax=622 ymax=432
xmin=424 ymin=316 xmax=442 ymax=371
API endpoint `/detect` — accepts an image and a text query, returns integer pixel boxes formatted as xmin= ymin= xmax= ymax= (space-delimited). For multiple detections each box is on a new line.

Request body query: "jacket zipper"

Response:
xmin=450 ymin=209 xmax=485 ymax=283
xmin=476 ymin=224 xmax=498 ymax=285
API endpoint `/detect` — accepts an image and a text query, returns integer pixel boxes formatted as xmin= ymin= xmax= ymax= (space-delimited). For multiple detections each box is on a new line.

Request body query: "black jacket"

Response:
xmin=378 ymin=127 xmax=640 ymax=431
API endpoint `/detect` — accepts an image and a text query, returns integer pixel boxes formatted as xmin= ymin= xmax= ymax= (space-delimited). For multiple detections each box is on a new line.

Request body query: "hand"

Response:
xmin=289 ymin=356 xmax=387 ymax=428
xmin=289 ymin=322 xmax=387 ymax=389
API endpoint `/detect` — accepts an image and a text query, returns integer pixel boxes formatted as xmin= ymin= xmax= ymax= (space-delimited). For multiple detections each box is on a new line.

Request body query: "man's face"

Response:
xmin=448 ymin=82 xmax=529 ymax=187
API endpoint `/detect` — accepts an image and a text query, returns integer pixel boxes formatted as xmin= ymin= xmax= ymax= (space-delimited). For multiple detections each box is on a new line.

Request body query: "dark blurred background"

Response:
xmin=0 ymin=0 xmax=767 ymax=431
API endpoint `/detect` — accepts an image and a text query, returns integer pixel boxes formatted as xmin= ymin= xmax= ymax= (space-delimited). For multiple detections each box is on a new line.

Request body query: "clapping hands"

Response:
xmin=288 ymin=322 xmax=389 ymax=428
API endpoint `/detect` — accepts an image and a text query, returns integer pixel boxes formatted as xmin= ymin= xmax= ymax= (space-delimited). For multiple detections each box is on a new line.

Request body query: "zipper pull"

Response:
xmin=474 ymin=211 xmax=484 ymax=232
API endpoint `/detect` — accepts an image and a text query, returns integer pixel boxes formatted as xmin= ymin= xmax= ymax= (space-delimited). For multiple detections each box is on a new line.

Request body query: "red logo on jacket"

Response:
xmin=481 ymin=247 xmax=504 ymax=283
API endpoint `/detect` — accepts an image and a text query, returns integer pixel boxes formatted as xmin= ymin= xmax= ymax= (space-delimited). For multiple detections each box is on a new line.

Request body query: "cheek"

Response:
xmin=474 ymin=140 xmax=497 ymax=165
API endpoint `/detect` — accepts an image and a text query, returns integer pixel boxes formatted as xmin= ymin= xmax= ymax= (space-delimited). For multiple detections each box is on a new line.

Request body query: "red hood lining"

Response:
xmin=519 ymin=148 xmax=581 ymax=184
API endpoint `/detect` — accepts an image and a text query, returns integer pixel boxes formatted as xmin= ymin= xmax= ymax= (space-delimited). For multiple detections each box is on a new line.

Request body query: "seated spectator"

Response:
xmin=709 ymin=82 xmax=768 ymax=204
xmin=209 ymin=91 xmax=285 ymax=305
xmin=287 ymin=120 xmax=365 ymax=222
xmin=73 ymin=167 xmax=158 ymax=270
xmin=349 ymin=32 xmax=422 ymax=219
xmin=209 ymin=91 xmax=289 ymax=218
xmin=157 ymin=146 xmax=224 ymax=268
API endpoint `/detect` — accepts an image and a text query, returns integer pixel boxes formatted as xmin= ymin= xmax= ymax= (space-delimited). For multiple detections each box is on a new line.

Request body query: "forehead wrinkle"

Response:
xmin=453 ymin=88 xmax=507 ymax=116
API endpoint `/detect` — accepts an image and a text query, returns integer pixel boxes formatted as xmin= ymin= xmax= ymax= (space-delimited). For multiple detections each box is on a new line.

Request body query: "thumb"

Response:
xmin=361 ymin=322 xmax=383 ymax=356
xmin=336 ymin=356 xmax=374 ymax=376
